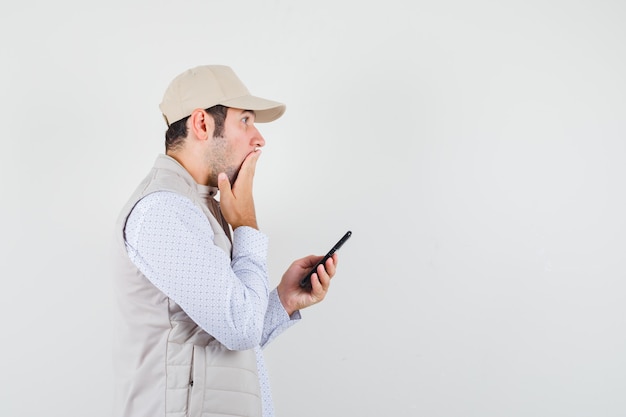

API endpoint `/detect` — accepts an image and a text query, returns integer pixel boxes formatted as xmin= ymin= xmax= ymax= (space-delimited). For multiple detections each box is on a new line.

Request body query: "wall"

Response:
xmin=1 ymin=1 xmax=625 ymax=416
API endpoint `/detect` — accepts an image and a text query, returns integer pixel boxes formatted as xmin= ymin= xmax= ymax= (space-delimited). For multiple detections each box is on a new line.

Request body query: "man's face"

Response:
xmin=206 ymin=107 xmax=265 ymax=186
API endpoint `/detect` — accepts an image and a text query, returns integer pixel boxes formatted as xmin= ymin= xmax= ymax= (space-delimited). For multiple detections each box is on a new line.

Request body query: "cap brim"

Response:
xmin=220 ymin=95 xmax=286 ymax=123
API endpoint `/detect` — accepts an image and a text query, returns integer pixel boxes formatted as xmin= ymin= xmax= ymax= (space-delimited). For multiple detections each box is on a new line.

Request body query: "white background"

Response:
xmin=1 ymin=1 xmax=625 ymax=416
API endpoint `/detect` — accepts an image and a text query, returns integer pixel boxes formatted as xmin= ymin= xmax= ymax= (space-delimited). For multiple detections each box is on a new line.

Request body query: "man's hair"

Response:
xmin=164 ymin=105 xmax=228 ymax=152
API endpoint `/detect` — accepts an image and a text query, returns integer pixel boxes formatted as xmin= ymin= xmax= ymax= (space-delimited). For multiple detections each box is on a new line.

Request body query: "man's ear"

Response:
xmin=188 ymin=109 xmax=214 ymax=141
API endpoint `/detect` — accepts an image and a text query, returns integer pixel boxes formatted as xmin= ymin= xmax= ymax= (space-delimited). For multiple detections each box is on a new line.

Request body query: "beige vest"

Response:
xmin=112 ymin=154 xmax=262 ymax=417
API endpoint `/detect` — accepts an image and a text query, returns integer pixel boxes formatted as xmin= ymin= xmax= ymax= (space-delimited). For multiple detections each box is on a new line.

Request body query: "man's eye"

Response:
xmin=242 ymin=117 xmax=249 ymax=124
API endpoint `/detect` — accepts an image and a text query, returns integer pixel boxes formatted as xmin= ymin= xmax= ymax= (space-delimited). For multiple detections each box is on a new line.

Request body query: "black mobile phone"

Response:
xmin=299 ymin=230 xmax=352 ymax=290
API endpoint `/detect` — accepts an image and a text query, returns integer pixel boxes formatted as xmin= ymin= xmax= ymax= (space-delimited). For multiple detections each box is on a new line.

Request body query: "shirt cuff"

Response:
xmin=261 ymin=289 xmax=301 ymax=347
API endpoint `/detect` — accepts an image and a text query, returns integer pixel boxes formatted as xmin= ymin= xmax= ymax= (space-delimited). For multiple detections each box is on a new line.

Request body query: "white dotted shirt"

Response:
xmin=124 ymin=190 xmax=299 ymax=417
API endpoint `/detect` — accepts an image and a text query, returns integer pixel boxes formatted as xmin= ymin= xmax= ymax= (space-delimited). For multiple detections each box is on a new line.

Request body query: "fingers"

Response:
xmin=310 ymin=254 xmax=338 ymax=293
xmin=325 ymin=253 xmax=338 ymax=276
xmin=233 ymin=149 xmax=261 ymax=193
xmin=239 ymin=149 xmax=261 ymax=181
xmin=217 ymin=150 xmax=260 ymax=195
xmin=217 ymin=150 xmax=260 ymax=230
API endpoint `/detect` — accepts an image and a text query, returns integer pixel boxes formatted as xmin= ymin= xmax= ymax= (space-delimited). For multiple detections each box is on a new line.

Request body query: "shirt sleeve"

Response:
xmin=124 ymin=191 xmax=269 ymax=351
xmin=260 ymin=289 xmax=301 ymax=348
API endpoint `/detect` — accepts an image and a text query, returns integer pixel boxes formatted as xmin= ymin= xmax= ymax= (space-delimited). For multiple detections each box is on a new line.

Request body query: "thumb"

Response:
xmin=217 ymin=172 xmax=232 ymax=197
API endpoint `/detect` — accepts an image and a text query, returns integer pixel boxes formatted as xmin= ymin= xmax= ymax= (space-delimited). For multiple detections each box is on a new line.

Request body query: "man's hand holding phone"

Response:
xmin=276 ymin=231 xmax=351 ymax=316
xmin=277 ymin=253 xmax=338 ymax=316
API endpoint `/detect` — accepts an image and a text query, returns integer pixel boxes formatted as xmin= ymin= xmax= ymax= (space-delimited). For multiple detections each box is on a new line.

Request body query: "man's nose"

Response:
xmin=253 ymin=127 xmax=266 ymax=148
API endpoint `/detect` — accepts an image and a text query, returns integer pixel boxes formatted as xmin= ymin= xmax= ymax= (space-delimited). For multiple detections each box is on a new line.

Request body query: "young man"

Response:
xmin=112 ymin=65 xmax=339 ymax=417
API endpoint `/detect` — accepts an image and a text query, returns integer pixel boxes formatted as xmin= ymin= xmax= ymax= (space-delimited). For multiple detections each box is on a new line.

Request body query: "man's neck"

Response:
xmin=166 ymin=151 xmax=209 ymax=186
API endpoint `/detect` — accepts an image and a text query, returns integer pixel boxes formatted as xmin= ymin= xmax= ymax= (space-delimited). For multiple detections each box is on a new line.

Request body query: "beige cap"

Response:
xmin=159 ymin=65 xmax=286 ymax=125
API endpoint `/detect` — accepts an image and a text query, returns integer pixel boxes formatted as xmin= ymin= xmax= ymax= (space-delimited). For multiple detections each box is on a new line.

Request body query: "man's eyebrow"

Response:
xmin=242 ymin=109 xmax=256 ymax=116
